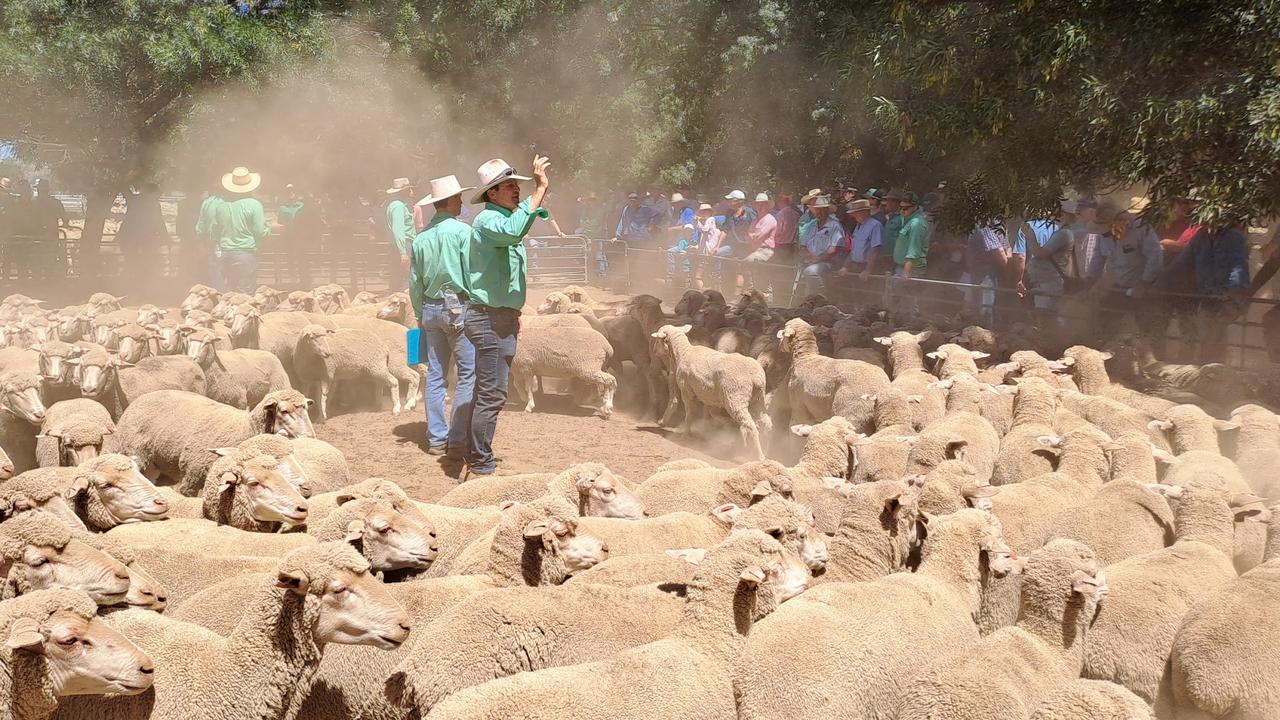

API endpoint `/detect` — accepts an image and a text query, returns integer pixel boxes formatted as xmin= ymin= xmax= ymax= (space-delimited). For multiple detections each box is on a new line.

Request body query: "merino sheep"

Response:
xmin=1229 ymin=403 xmax=1280 ymax=501
xmin=904 ymin=410 xmax=1001 ymax=481
xmin=113 ymin=389 xmax=314 ymax=496
xmin=45 ymin=454 xmax=171 ymax=531
xmin=511 ymin=324 xmax=617 ymax=419
xmin=874 ymin=330 xmax=948 ymax=428
xmin=73 ymin=347 xmax=207 ymax=420
xmin=776 ymin=317 xmax=890 ymax=432
xmin=651 ymin=324 xmax=769 ymax=459
xmin=295 ymin=325 xmax=401 ymax=420
xmin=53 ymin=542 xmax=410 ymax=720
xmin=0 ymin=370 xmax=47 ymax=474
xmin=0 ymin=471 xmax=90 ymax=530
xmin=307 ymin=496 xmax=437 ymax=578
xmin=35 ymin=398 xmax=114 ymax=468
xmin=103 ymin=516 xmax=316 ymax=558
xmin=894 ymin=539 xmax=1110 ymax=720
xmin=636 ymin=460 xmax=793 ymax=518
xmin=179 ymin=285 xmax=220 ymax=314
xmin=183 ymin=327 xmax=292 ymax=410
xmin=849 ymin=390 xmax=918 ymax=485
xmin=313 ymin=284 xmax=351 ymax=314
xmin=0 ymin=511 xmax=132 ymax=604
xmin=0 ymin=588 xmax=155 ymax=720
xmin=327 ymin=313 xmax=423 ymax=412
xmin=992 ymin=377 xmax=1060 ymax=485
xmin=226 ymin=306 xmax=336 ymax=377
xmin=438 ymin=463 xmax=646 ymax=519
xmin=1029 ymin=680 xmax=1155 ymax=720
xmin=1060 ymin=344 xmax=1176 ymax=416
xmin=414 ymin=530 xmax=800 ymax=720
xmin=201 ymin=451 xmax=310 ymax=532
xmin=819 ymin=479 xmax=922 ymax=584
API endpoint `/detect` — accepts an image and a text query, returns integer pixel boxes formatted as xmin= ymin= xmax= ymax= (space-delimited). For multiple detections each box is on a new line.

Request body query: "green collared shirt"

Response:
xmin=386 ymin=198 xmax=415 ymax=255
xmin=195 ymin=195 xmax=225 ymax=242
xmin=894 ymin=210 xmax=930 ymax=267
xmin=410 ymin=211 xmax=472 ymax=318
xmin=213 ymin=196 xmax=268 ymax=251
xmin=467 ymin=198 xmax=548 ymax=310
xmin=882 ymin=212 xmax=904 ymax=259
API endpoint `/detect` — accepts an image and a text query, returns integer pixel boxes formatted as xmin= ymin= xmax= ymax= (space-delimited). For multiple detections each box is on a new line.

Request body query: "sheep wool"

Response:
xmin=776 ymin=318 xmax=890 ymax=433
xmin=904 ymin=411 xmax=1000 ymax=482
xmin=1029 ymin=679 xmax=1155 ymax=720
xmin=636 ymin=460 xmax=792 ymax=518
xmin=0 ymin=588 xmax=101 ymax=720
xmin=819 ymin=479 xmax=920 ymax=584
xmin=992 ymin=377 xmax=1060 ymax=486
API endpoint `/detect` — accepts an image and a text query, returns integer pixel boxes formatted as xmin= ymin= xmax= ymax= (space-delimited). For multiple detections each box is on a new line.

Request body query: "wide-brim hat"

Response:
xmin=470 ymin=159 xmax=532 ymax=205
xmin=848 ymin=199 xmax=873 ymax=213
xmin=670 ymin=192 xmax=687 ymax=204
xmin=801 ymin=188 xmax=823 ymax=204
xmin=386 ymin=177 xmax=414 ymax=195
xmin=882 ymin=190 xmax=904 ymax=201
xmin=812 ymin=195 xmax=834 ymax=209
xmin=697 ymin=203 xmax=714 ymax=212
xmin=416 ymin=175 xmax=476 ymax=207
xmin=221 ymin=167 xmax=261 ymax=194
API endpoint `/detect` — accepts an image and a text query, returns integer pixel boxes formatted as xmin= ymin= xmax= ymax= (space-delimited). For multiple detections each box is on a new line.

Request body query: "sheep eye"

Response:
xmin=28 ymin=557 xmax=48 ymax=567
xmin=247 ymin=481 xmax=260 ymax=488
xmin=331 ymin=586 xmax=347 ymax=595
xmin=378 ymin=526 xmax=391 ymax=535
xmin=58 ymin=636 xmax=77 ymax=646
xmin=601 ymin=488 xmax=615 ymax=496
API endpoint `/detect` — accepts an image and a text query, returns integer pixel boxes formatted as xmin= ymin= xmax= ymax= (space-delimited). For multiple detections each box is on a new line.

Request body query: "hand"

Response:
xmin=836 ymin=267 xmax=849 ymax=276
xmin=532 ymin=154 xmax=551 ymax=190
xmin=400 ymin=254 xmax=410 ymax=268
xmin=1016 ymin=281 xmax=1027 ymax=297
xmin=859 ymin=269 xmax=870 ymax=281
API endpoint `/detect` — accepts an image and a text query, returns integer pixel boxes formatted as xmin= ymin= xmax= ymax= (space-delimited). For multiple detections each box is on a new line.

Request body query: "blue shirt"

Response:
xmin=801 ymin=216 xmax=844 ymax=256
xmin=673 ymin=206 xmax=696 ymax=247
xmin=849 ymin=217 xmax=883 ymax=263
xmin=614 ymin=204 xmax=660 ymax=241
xmin=1158 ymin=226 xmax=1250 ymax=296
xmin=721 ymin=207 xmax=758 ymax=248
xmin=1015 ymin=219 xmax=1057 ymax=257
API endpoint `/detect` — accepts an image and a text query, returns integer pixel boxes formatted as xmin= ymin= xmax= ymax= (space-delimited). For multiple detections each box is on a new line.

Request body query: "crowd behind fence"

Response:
xmin=2 ymin=230 xmax=1276 ymax=371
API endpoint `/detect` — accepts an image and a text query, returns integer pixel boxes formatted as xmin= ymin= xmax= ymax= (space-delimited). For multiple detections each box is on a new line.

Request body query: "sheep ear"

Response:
xmin=63 ymin=475 xmax=91 ymax=499
xmin=913 ymin=330 xmax=932 ymax=344
xmin=1071 ymin=570 xmax=1107 ymax=598
xmin=928 ymin=379 xmax=954 ymax=390
xmin=1057 ymin=356 xmax=1077 ymax=367
xmin=790 ymin=424 xmax=813 ymax=437
xmin=209 ymin=447 xmax=238 ymax=457
xmin=945 ymin=440 xmax=968 ymax=460
xmin=926 ymin=351 xmax=944 ymax=360
xmin=1213 ymin=419 xmax=1241 ymax=433
xmin=662 ymin=548 xmax=706 ymax=565
xmin=1145 ymin=483 xmax=1184 ymax=499
xmin=217 ymin=472 xmax=239 ymax=493
xmin=897 ymin=435 xmax=918 ymax=445
xmin=274 ymin=570 xmax=309 ymax=596
xmin=873 ymin=336 xmax=892 ymax=346
xmin=711 ymin=504 xmax=743 ymax=523
xmin=1099 ymin=351 xmax=1114 ymax=360
xmin=907 ymin=395 xmax=923 ymax=404
xmin=522 ymin=520 xmax=550 ymax=539
xmin=972 ymin=351 xmax=991 ymax=360
xmin=344 ymin=519 xmax=366 ymax=544
xmin=1036 ymin=435 xmax=1064 ymax=449
xmin=739 ymin=565 xmax=767 ymax=586
xmin=819 ymin=476 xmax=847 ymax=490
xmin=5 ymin=617 xmax=45 ymax=652
xmin=961 ymin=483 xmax=999 ymax=499
xmin=335 ymin=492 xmax=358 ymax=507
xmin=1151 ymin=446 xmax=1177 ymax=465
xmin=749 ymin=480 xmax=773 ymax=499
xmin=677 ymin=324 xmax=692 ymax=333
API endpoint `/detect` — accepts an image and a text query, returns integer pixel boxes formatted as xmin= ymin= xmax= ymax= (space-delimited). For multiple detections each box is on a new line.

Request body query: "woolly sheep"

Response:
xmin=1060 ymin=344 xmax=1176 ymax=416
xmin=73 ymin=347 xmax=207 ymax=420
xmin=47 ymin=454 xmax=170 ymax=531
xmin=438 ymin=463 xmax=646 ymax=519
xmin=1055 ymin=388 xmax=1171 ymax=451
xmin=782 ymin=417 xmax=862 ymax=532
xmin=0 ymin=511 xmax=131 ymax=604
xmin=511 ymin=324 xmax=617 ymax=419
xmin=739 ymin=509 xmax=1016 ymax=720
xmin=776 ymin=318 xmax=890 ymax=432
xmin=105 ymin=323 xmax=158 ymax=364
xmin=819 ymin=479 xmax=922 ymax=584
xmin=0 ymin=588 xmax=154 ymax=720
xmin=225 ymin=306 xmax=336 ymax=379
xmin=112 ymin=389 xmax=314 ymax=495
xmin=0 ymin=370 xmax=47 ymax=475
xmin=894 ymin=538 xmax=1110 ymax=720
xmin=295 ymin=325 xmax=401 ymax=420
xmin=1029 ymin=679 xmax=1155 ymax=720
xmin=129 ymin=546 xmax=278 ymax=610
xmin=416 ymin=530 xmax=799 ymax=720
xmin=230 ymin=433 xmax=350 ymax=496
xmin=636 ymin=460 xmax=793 ymax=518
xmin=0 ymin=470 xmax=89 ymax=530
xmin=179 ymin=285 xmax=220 ymax=314
xmin=904 ymin=410 xmax=1000 ymax=481
xmin=928 ymin=341 xmax=991 ymax=379
xmin=307 ymin=496 xmax=437 ymax=578
xmin=563 ymin=551 xmax=700 ymax=588
xmin=918 ymin=460 xmax=1001 ymax=516
xmin=201 ymin=450 xmax=310 ymax=532
xmin=35 ymin=398 xmax=114 ymax=468
xmin=440 ymin=497 xmax=608 ymax=585
xmin=849 ymin=389 xmax=918 ymax=485
xmin=874 ymin=330 xmax=948 ymax=428
xmin=182 ymin=327 xmax=292 ymax=410
xmin=104 ymin=516 xmax=316 ymax=557
xmin=1229 ymin=403 xmax=1280 ymax=501
xmin=1081 ymin=478 xmax=1266 ymax=712
xmin=992 ymin=377 xmax=1060 ymax=485
xmin=435 ymin=472 xmax=559 ymax=507
xmin=54 ymin=542 xmax=410 ymax=720
xmin=313 ymin=284 xmax=351 ymax=314
xmin=327 ymin=313 xmax=423 ymax=412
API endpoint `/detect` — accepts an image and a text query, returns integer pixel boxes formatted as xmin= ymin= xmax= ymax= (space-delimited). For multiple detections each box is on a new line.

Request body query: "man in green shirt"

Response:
xmin=212 ymin=166 xmax=268 ymax=292
xmin=385 ymin=177 xmax=416 ymax=291
xmin=895 ymin=192 xmax=930 ymax=279
xmin=880 ymin=190 xmax=905 ymax=272
xmin=195 ymin=184 xmax=226 ymax=288
xmin=462 ymin=155 xmax=552 ymax=475
xmin=410 ymin=175 xmax=477 ymax=458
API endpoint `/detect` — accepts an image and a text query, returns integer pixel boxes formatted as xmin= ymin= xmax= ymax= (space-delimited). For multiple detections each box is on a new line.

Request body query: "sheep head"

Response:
xmin=211 ymin=453 xmax=309 ymax=526
xmin=67 ymin=454 xmax=168 ymax=527
xmin=228 ymin=304 xmax=262 ymax=338
xmin=1 ymin=371 xmax=47 ymax=424
xmin=567 ymin=464 xmax=647 ymax=519
xmin=0 ymin=512 xmax=131 ymax=605
xmin=275 ymin=542 xmax=411 ymax=649
xmin=377 ymin=293 xmax=411 ymax=322
xmin=180 ymin=285 xmax=220 ymax=313
xmin=340 ymin=499 xmax=438 ymax=574
xmin=255 ymin=390 xmax=315 ymax=439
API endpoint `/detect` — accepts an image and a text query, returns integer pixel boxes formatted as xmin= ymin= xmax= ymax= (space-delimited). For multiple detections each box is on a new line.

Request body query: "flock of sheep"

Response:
xmin=0 ymin=281 xmax=1276 ymax=720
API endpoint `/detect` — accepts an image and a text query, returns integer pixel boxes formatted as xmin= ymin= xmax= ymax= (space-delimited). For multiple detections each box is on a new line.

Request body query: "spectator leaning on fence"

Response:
xmin=1023 ymin=200 xmax=1077 ymax=319
xmin=961 ymin=220 xmax=1009 ymax=322
xmin=743 ymin=192 xmax=777 ymax=263
xmin=1084 ymin=199 xmax=1164 ymax=342
xmin=1155 ymin=216 xmax=1251 ymax=364
xmin=721 ymin=189 xmax=757 ymax=258
xmin=464 ymin=155 xmax=552 ymax=476
xmin=880 ymin=189 xmax=905 ymax=265
xmin=799 ymin=195 xmax=844 ymax=294
xmin=894 ymin=192 xmax=930 ymax=279
xmin=771 ymin=191 xmax=800 ymax=259
xmin=837 ymin=198 xmax=882 ymax=281
xmin=211 ymin=167 xmax=269 ymax=293
xmin=411 ymin=174 xmax=478 ymax=460
xmin=385 ymin=177 xmax=417 ymax=291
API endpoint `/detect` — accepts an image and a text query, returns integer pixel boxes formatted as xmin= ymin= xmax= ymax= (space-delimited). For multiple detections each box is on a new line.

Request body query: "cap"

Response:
xmin=627 ymin=192 xmax=639 ymax=199
xmin=754 ymin=192 xmax=770 ymax=203
xmin=725 ymin=190 xmax=747 ymax=201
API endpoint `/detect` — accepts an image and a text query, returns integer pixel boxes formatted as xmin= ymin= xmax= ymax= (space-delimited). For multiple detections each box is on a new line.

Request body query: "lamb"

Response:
xmin=1229 ymin=403 xmax=1280 ymax=501
xmin=327 ymin=313 xmax=423 ymax=412
xmin=874 ymin=330 xmax=947 ymax=428
xmin=112 ymin=389 xmax=314 ymax=495
xmin=1060 ymin=344 xmax=1177 ymax=416
xmin=992 ymin=377 xmax=1060 ymax=485
xmin=1029 ymin=680 xmax=1155 ymax=720
xmin=276 ymin=290 xmax=318 ymax=313
xmin=819 ymin=479 xmax=922 ymax=584
xmin=307 ymin=496 xmax=437 ymax=578
xmin=252 ymin=286 xmax=285 ymax=312
xmin=33 ymin=340 xmax=86 ymax=400
xmin=313 ymin=283 xmax=351 ymax=313
xmin=87 ymin=307 xmax=136 ymax=348
xmin=0 ymin=370 xmax=46 ymax=475
xmin=438 ymin=463 xmax=647 ymax=519
xmin=635 ymin=460 xmax=795 ymax=517
xmin=739 ymin=509 xmax=1016 ymax=720
xmin=183 ymin=327 xmax=292 ymax=410
xmin=413 ymin=530 xmax=799 ymax=720
xmin=511 ymin=325 xmax=617 ymax=419
xmin=0 ymin=511 xmax=132 ymax=604
xmin=894 ymin=538 xmax=1110 ymax=720
xmin=295 ymin=325 xmax=401 ymax=420
xmin=52 ymin=542 xmax=410 ymax=720
xmin=201 ymin=450 xmax=310 ymax=532
xmin=776 ymin=317 xmax=890 ymax=433
xmin=45 ymin=454 xmax=170 ymax=531
xmin=73 ymin=346 xmax=207 ymax=419
xmin=0 ymin=588 xmax=154 ymax=720
xmin=1081 ymin=477 xmax=1265 ymax=713
xmin=555 ymin=300 xmax=662 ymax=418
xmin=904 ymin=410 xmax=1001 ymax=481
xmin=179 ymin=284 xmax=220 ymax=314
xmin=35 ymin=398 xmax=114 ymax=467
xmin=1168 ymin=503 xmax=1280 ymax=719
xmin=651 ymin=324 xmax=768 ymax=458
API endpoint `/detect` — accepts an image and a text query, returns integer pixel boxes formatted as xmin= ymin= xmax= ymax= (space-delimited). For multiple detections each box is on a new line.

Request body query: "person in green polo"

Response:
xmin=895 ymin=192 xmax=930 ymax=279
xmin=462 ymin=154 xmax=552 ymax=476
xmin=211 ymin=166 xmax=269 ymax=293
xmin=410 ymin=174 xmax=477 ymax=459
xmin=880 ymin=190 xmax=905 ymax=271
xmin=385 ymin=177 xmax=416 ymax=291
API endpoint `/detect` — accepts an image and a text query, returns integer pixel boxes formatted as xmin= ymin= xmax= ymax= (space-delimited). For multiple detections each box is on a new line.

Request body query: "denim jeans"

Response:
xmin=462 ymin=306 xmax=519 ymax=473
xmin=220 ymin=250 xmax=257 ymax=293
xmin=421 ymin=300 xmax=476 ymax=453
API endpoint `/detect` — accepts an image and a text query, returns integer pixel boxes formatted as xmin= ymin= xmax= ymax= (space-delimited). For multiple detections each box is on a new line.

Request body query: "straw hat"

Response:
xmin=470 ymin=159 xmax=532 ymax=205
xmin=848 ymin=199 xmax=873 ymax=213
xmin=697 ymin=202 xmax=714 ymax=212
xmin=221 ymin=166 xmax=261 ymax=194
xmin=812 ymin=195 xmax=834 ymax=209
xmin=386 ymin=177 xmax=414 ymax=195
xmin=801 ymin=188 xmax=823 ymax=205
xmin=670 ymin=192 xmax=687 ymax=204
xmin=416 ymin=175 xmax=476 ymax=207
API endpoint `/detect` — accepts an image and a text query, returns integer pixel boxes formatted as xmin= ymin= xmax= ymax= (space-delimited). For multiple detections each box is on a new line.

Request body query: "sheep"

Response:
xmin=0 ymin=370 xmax=46 ymax=475
xmin=53 ymin=542 xmax=410 ymax=720
xmin=0 ymin=511 xmax=132 ymax=604
xmin=1060 ymin=344 xmax=1177 ymax=416
xmin=87 ymin=307 xmax=137 ymax=349
xmin=1168 ymin=503 xmax=1280 ymax=719
xmin=308 ymin=496 xmax=437 ymax=578
xmin=313 ymin=283 xmax=351 ymax=313
xmin=306 ymin=479 xmax=436 ymax=534
xmin=201 ymin=450 xmax=310 ymax=532
xmin=511 ymin=325 xmax=617 ymax=419
xmin=928 ymin=341 xmax=991 ymax=379
xmin=252 ymin=286 xmax=285 ymax=312
xmin=1054 ymin=387 xmax=1170 ymax=451
xmin=918 ymin=460 xmax=1001 ymax=515
xmin=992 ymin=377 xmax=1060 ymax=485
xmin=635 ymin=460 xmax=795 ymax=517
xmin=819 ymin=479 xmax=922 ymax=584
xmin=229 ymin=433 xmax=349 ymax=496
xmin=1080 ymin=479 xmax=1265 ymax=713
xmin=904 ymin=410 xmax=1001 ymax=482
xmin=0 ymin=445 xmax=12 ymax=481
xmin=43 ymin=454 xmax=170 ymax=531
xmin=112 ymin=389 xmax=314 ymax=495
xmin=874 ymin=330 xmax=948 ymax=428
xmin=894 ymin=538 xmax=1110 ymax=720
xmin=209 ymin=291 xmax=254 ymax=322
xmin=651 ymin=324 xmax=768 ymax=458
xmin=776 ymin=317 xmax=891 ymax=433
xmin=1229 ymin=403 xmax=1280 ymax=501
xmin=0 ymin=588 xmax=154 ymax=720
xmin=179 ymin=284 xmax=220 ymax=314
xmin=103 ymin=516 xmax=316 ymax=558
xmin=33 ymin=340 xmax=85 ymax=401
xmin=34 ymin=398 xmax=113 ymax=468
xmin=1029 ymin=680 xmax=1155 ymax=720
xmin=411 ymin=530 xmax=799 ymax=720
xmin=276 ymin=290 xmax=318 ymax=313
xmin=781 ymin=417 xmax=862 ymax=533
xmin=182 ymin=327 xmax=292 ymax=410
xmin=849 ymin=389 xmax=919 ymax=484
xmin=739 ymin=509 xmax=1017 ymax=720
xmin=226 ymin=305 xmax=336 ymax=376
xmin=105 ymin=323 xmax=158 ymax=364
xmin=439 ymin=464 xmax=647 ymax=519
xmin=326 ymin=314 xmax=423 ymax=412
xmin=73 ymin=346 xmax=207 ymax=420
xmin=127 ymin=546 xmax=279 ymax=609
xmin=436 ymin=472 xmax=559 ymax=507
xmin=563 ymin=550 xmax=701 ymax=588
xmin=295 ymin=325 xmax=401 ymax=420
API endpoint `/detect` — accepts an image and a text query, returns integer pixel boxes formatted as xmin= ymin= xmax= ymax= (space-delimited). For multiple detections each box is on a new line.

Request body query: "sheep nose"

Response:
xmin=600 ymin=543 xmax=610 ymax=555
xmin=398 ymin=623 xmax=411 ymax=634
xmin=139 ymin=663 xmax=154 ymax=675
xmin=32 ymin=409 xmax=46 ymax=421
xmin=295 ymin=506 xmax=308 ymax=515
xmin=153 ymin=498 xmax=168 ymax=509
xmin=114 ymin=568 xmax=131 ymax=581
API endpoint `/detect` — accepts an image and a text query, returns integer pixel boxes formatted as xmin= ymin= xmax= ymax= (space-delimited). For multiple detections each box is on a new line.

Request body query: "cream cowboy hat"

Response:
xmin=811 ymin=195 xmax=834 ymax=209
xmin=416 ymin=175 xmax=476 ymax=207
xmin=470 ymin=159 xmax=532 ymax=205
xmin=221 ymin=167 xmax=261 ymax=194
xmin=385 ymin=177 xmax=414 ymax=195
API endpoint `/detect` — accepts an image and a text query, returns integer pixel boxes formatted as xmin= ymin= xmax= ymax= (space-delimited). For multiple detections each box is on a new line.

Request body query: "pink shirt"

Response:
xmin=772 ymin=206 xmax=799 ymax=246
xmin=748 ymin=212 xmax=778 ymax=250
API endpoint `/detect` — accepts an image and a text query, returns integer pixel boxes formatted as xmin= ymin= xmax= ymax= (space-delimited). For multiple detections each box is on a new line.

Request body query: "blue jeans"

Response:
xmin=220 ymin=250 xmax=257 ymax=293
xmin=462 ymin=306 xmax=519 ymax=473
xmin=421 ymin=300 xmax=476 ymax=453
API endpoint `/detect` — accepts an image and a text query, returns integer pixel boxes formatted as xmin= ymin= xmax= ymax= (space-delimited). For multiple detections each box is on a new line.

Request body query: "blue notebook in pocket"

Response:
xmin=406 ymin=328 xmax=422 ymax=365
